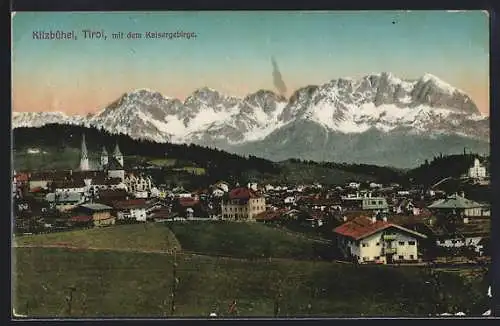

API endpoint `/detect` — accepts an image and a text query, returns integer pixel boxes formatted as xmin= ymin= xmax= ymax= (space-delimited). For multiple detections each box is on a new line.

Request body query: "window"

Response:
xmin=363 ymin=257 xmax=369 ymax=261
xmin=378 ymin=201 xmax=383 ymax=205
xmin=376 ymin=242 xmax=380 ymax=246
xmin=410 ymin=255 xmax=415 ymax=260
xmin=399 ymin=255 xmax=404 ymax=260
xmin=408 ymin=241 xmax=416 ymax=246
xmin=362 ymin=243 xmax=368 ymax=247
xmin=374 ymin=256 xmax=380 ymax=260
xmin=398 ymin=241 xmax=405 ymax=246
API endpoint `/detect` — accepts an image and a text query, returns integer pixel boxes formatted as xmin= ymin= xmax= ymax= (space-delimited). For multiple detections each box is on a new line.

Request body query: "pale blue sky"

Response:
xmin=12 ymin=11 xmax=490 ymax=114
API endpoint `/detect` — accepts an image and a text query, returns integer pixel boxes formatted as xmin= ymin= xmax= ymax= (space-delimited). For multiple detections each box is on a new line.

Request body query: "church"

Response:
xmin=79 ymin=134 xmax=125 ymax=182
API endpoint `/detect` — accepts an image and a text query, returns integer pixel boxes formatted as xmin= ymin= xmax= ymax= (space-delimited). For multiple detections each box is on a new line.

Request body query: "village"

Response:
xmin=12 ymin=134 xmax=491 ymax=267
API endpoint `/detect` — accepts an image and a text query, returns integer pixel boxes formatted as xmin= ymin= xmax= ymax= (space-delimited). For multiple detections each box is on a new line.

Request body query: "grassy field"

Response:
xmin=13 ymin=247 xmax=488 ymax=318
xmin=13 ymin=147 xmax=80 ymax=171
xmin=14 ymin=224 xmax=181 ymax=252
xmin=166 ymin=221 xmax=334 ymax=260
xmin=172 ymin=167 xmax=206 ymax=176
xmin=148 ymin=158 xmax=177 ymax=167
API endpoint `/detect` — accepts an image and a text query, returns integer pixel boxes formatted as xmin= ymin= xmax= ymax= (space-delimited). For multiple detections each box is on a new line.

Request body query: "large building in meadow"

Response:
xmin=221 ymin=187 xmax=266 ymax=221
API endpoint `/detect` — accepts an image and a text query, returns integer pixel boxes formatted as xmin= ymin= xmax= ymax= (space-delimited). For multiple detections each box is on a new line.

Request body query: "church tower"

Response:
xmin=80 ymin=134 xmax=90 ymax=171
xmin=113 ymin=143 xmax=124 ymax=167
xmin=100 ymin=146 xmax=109 ymax=169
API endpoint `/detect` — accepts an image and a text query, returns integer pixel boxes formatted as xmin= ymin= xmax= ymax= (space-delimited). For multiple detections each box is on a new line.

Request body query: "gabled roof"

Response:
xmin=112 ymin=199 xmax=148 ymax=210
xmin=46 ymin=192 xmax=82 ymax=203
xmin=53 ymin=179 xmax=86 ymax=189
xmin=228 ymin=187 xmax=261 ymax=200
xmin=98 ymin=189 xmax=128 ymax=198
xmin=333 ymin=216 xmax=427 ymax=241
xmin=15 ymin=173 xmax=30 ymax=182
xmin=428 ymin=194 xmax=483 ymax=209
xmin=79 ymin=203 xmax=113 ymax=211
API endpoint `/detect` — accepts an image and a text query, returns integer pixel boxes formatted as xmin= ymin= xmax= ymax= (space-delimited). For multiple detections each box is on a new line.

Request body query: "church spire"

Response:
xmin=80 ymin=134 xmax=90 ymax=171
xmin=100 ymin=146 xmax=109 ymax=168
xmin=113 ymin=142 xmax=124 ymax=167
xmin=113 ymin=143 xmax=122 ymax=156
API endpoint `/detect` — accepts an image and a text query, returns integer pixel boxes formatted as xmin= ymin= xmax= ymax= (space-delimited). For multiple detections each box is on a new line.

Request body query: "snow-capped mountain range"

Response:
xmin=13 ymin=72 xmax=490 ymax=168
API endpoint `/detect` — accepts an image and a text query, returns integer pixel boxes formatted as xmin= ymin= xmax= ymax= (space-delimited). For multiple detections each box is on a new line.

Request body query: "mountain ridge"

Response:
xmin=12 ymin=72 xmax=489 ymax=168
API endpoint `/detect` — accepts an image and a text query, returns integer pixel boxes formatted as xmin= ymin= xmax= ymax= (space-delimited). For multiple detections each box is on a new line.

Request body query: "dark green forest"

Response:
xmin=13 ymin=125 xmax=489 ymax=187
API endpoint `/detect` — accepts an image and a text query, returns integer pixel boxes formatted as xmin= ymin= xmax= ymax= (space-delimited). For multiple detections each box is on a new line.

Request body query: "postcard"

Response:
xmin=11 ymin=10 xmax=492 ymax=318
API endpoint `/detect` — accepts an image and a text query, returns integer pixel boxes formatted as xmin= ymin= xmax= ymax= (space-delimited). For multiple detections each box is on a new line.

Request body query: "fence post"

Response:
xmin=66 ymin=286 xmax=76 ymax=316
xmin=170 ymin=247 xmax=178 ymax=316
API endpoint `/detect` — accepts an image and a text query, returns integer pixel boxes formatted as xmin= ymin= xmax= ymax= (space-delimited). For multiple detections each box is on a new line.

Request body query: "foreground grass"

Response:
xmin=14 ymin=224 xmax=181 ymax=252
xmin=166 ymin=221 xmax=334 ymax=259
xmin=13 ymin=247 xmax=488 ymax=318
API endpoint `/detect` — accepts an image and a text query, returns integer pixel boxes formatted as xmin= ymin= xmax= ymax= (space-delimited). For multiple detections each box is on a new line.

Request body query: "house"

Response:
xmin=112 ymin=199 xmax=151 ymax=222
xmin=46 ymin=192 xmax=86 ymax=211
xmin=468 ymin=158 xmax=487 ymax=179
xmin=369 ymin=182 xmax=383 ymax=189
xmin=13 ymin=172 xmax=29 ymax=195
xmin=174 ymin=197 xmax=202 ymax=218
xmin=214 ymin=181 xmax=229 ymax=193
xmin=53 ymin=179 xmax=87 ymax=194
xmin=264 ymin=184 xmax=275 ymax=192
xmin=428 ymin=193 xmax=490 ymax=220
xmin=221 ymin=187 xmax=266 ymax=221
xmin=284 ymin=196 xmax=296 ymax=205
xmin=124 ymin=173 xmax=153 ymax=193
xmin=394 ymin=198 xmax=420 ymax=215
xmin=76 ymin=203 xmax=115 ymax=227
xmin=333 ymin=215 xmax=427 ymax=264
xmin=247 ymin=182 xmax=258 ymax=191
xmin=348 ymin=182 xmax=361 ymax=189
xmin=96 ymin=189 xmax=129 ymax=205
xmin=254 ymin=208 xmax=292 ymax=224
xmin=88 ymin=177 xmax=127 ymax=196
xmin=212 ymin=188 xmax=225 ymax=197
xmin=133 ymin=191 xmax=149 ymax=199
xmin=341 ymin=194 xmax=389 ymax=212
xmin=433 ymin=219 xmax=490 ymax=255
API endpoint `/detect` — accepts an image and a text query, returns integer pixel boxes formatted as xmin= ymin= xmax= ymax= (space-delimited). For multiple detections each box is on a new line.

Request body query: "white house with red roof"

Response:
xmin=221 ymin=187 xmax=266 ymax=221
xmin=333 ymin=215 xmax=427 ymax=265
xmin=111 ymin=199 xmax=152 ymax=222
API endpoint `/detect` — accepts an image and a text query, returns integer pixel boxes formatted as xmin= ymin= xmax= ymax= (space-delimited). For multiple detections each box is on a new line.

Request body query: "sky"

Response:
xmin=12 ymin=10 xmax=490 ymax=116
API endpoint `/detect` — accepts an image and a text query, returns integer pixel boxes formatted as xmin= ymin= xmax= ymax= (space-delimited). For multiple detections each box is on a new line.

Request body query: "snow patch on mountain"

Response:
xmin=12 ymin=72 xmax=489 ymax=147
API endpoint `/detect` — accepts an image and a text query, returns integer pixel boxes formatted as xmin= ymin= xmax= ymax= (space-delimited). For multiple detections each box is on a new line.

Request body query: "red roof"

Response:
xmin=70 ymin=215 xmax=93 ymax=222
xmin=334 ymin=216 xmax=427 ymax=240
xmin=255 ymin=208 xmax=287 ymax=221
xmin=112 ymin=199 xmax=148 ymax=210
xmin=15 ymin=173 xmax=30 ymax=182
xmin=178 ymin=197 xmax=199 ymax=207
xmin=228 ymin=187 xmax=261 ymax=200
xmin=334 ymin=216 xmax=391 ymax=240
xmin=29 ymin=187 xmax=43 ymax=193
